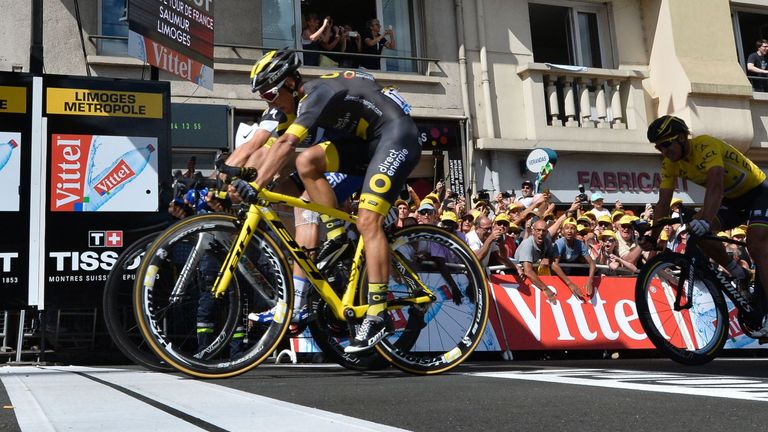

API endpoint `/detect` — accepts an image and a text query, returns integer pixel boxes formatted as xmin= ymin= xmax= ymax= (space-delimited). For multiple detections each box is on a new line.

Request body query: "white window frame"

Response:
xmin=291 ymin=0 xmax=423 ymax=72
xmin=530 ymin=0 xmax=615 ymax=69
xmin=730 ymin=5 xmax=768 ymax=69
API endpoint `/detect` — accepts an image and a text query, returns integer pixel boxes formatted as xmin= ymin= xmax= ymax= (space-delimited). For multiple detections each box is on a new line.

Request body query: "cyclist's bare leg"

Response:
xmin=698 ymin=238 xmax=731 ymax=270
xmin=296 ymin=145 xmax=338 ymax=209
xmin=356 ymin=208 xmax=389 ymax=289
xmin=746 ymin=225 xmax=768 ymax=297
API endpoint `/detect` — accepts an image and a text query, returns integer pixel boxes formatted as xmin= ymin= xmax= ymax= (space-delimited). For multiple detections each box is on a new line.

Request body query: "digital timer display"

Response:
xmin=170 ymin=103 xmax=228 ymax=148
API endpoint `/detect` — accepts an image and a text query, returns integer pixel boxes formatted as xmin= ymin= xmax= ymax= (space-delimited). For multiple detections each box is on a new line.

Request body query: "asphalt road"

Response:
xmin=4 ymin=355 xmax=768 ymax=431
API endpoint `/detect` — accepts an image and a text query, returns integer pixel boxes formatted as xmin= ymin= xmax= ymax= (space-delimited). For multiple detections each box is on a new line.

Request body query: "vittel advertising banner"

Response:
xmin=0 ymin=73 xmax=33 ymax=308
xmin=127 ymin=0 xmax=214 ymax=89
xmin=488 ymin=274 xmax=763 ymax=351
xmin=43 ymin=75 xmax=171 ymax=308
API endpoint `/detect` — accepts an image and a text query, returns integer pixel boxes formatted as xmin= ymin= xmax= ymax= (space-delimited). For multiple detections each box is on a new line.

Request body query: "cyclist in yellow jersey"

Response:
xmin=641 ymin=115 xmax=768 ymax=335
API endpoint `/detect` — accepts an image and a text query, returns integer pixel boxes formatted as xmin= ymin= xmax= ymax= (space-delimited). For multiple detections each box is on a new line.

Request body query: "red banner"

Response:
xmin=490 ymin=274 xmax=656 ymax=350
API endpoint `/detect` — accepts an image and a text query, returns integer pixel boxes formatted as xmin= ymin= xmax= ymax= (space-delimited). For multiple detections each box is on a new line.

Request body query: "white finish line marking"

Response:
xmin=1 ymin=365 xmax=408 ymax=432
xmin=469 ymin=368 xmax=768 ymax=402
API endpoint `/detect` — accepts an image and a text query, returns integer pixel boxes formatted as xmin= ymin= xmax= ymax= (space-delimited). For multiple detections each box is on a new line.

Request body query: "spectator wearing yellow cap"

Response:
xmin=466 ymin=215 xmax=514 ymax=269
xmin=507 ymin=201 xmax=526 ymax=226
xmin=439 ymin=210 xmax=466 ymax=242
xmin=616 ymin=215 xmax=643 ymax=267
xmin=670 ymin=197 xmax=683 ymax=214
xmin=610 ymin=209 xmax=625 ymax=229
xmin=591 ymin=229 xmax=638 ymax=275
xmin=552 ymin=217 xmax=595 ymax=299
xmin=726 ymin=227 xmax=752 ymax=269
xmin=491 ymin=213 xmax=518 ymax=264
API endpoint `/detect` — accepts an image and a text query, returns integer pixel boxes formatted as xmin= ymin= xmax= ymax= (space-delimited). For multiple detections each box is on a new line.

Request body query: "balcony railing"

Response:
xmin=517 ymin=63 xmax=649 ymax=146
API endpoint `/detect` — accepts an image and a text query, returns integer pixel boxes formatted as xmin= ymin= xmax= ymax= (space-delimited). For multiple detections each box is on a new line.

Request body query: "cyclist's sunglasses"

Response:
xmin=259 ymin=79 xmax=285 ymax=102
xmin=654 ymin=135 xmax=679 ymax=151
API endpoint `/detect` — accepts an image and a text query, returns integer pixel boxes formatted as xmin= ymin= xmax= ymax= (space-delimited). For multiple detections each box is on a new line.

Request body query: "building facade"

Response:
xmin=2 ymin=0 xmax=767 ymax=206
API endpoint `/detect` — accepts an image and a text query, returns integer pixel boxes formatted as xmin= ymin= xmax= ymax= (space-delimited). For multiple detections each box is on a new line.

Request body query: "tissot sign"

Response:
xmin=128 ymin=0 xmax=214 ymax=89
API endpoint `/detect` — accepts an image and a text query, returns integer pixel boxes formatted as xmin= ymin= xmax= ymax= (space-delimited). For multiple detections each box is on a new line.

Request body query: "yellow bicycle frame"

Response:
xmin=210 ymin=188 xmax=434 ymax=322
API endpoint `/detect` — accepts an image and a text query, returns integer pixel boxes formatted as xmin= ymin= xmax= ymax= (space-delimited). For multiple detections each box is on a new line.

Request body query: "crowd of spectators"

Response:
xmin=300 ymin=13 xmax=395 ymax=69
xmin=384 ymin=178 xmax=755 ymax=304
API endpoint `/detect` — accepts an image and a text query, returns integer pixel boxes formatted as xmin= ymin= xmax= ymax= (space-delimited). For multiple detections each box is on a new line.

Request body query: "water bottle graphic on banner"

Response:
xmin=82 ymin=143 xmax=155 ymax=211
xmin=0 ymin=139 xmax=18 ymax=172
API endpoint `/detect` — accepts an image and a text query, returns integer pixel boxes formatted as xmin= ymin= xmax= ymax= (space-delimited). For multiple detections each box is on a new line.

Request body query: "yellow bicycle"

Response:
xmin=133 ymin=172 xmax=489 ymax=378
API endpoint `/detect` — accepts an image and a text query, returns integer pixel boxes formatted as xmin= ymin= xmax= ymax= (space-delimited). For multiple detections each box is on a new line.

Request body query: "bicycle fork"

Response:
xmin=212 ymin=206 xmax=262 ymax=299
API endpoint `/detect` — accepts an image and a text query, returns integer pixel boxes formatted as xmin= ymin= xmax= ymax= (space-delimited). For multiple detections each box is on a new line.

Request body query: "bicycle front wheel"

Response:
xmin=103 ymin=232 xmax=173 ymax=372
xmin=134 ymin=213 xmax=293 ymax=378
xmin=635 ymin=252 xmax=728 ymax=365
xmin=360 ymin=225 xmax=490 ymax=375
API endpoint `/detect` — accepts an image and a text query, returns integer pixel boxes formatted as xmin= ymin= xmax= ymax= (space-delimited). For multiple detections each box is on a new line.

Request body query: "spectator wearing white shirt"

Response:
xmin=588 ymin=192 xmax=611 ymax=219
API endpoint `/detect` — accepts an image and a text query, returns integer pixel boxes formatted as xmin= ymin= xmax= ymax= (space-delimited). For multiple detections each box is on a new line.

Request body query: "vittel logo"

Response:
xmin=0 ymin=252 xmax=18 ymax=272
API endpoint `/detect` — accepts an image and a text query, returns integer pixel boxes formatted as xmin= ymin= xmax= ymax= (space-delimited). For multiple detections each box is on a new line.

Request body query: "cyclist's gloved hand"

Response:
xmin=232 ymin=179 xmax=259 ymax=204
xmin=689 ymin=219 xmax=710 ymax=236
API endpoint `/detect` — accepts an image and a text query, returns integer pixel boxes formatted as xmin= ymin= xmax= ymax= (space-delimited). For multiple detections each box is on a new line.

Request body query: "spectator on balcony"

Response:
xmin=747 ymin=39 xmax=768 ymax=92
xmin=301 ymin=14 xmax=329 ymax=66
xmin=337 ymin=24 xmax=363 ymax=68
xmin=361 ymin=18 xmax=395 ymax=70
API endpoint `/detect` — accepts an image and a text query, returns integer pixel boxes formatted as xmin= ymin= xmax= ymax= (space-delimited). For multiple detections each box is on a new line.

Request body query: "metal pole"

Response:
xmin=15 ymin=310 xmax=26 ymax=363
xmin=30 ymin=0 xmax=44 ymax=74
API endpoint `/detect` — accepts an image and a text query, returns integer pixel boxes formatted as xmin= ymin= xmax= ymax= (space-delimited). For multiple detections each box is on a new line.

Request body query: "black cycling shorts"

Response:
xmin=718 ymin=179 xmax=768 ymax=229
xmin=321 ymin=116 xmax=421 ymax=215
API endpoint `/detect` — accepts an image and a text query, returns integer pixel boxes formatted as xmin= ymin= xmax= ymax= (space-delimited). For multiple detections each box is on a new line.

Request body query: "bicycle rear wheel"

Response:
xmin=635 ymin=252 xmax=728 ymax=365
xmin=133 ymin=213 xmax=293 ymax=378
xmin=360 ymin=225 xmax=490 ymax=375
xmin=103 ymin=232 xmax=172 ymax=372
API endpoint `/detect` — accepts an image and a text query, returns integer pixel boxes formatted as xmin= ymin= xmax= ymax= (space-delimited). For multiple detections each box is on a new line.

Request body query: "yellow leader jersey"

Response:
xmin=660 ymin=135 xmax=766 ymax=199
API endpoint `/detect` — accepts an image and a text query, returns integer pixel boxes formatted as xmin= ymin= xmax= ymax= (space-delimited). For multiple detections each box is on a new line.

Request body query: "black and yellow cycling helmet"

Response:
xmin=647 ymin=115 xmax=689 ymax=143
xmin=250 ymin=49 xmax=302 ymax=94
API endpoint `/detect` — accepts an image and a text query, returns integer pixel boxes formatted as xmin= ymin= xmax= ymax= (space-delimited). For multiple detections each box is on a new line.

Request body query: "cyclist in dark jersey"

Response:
xmin=642 ymin=115 xmax=768 ymax=335
xmin=237 ymin=49 xmax=421 ymax=352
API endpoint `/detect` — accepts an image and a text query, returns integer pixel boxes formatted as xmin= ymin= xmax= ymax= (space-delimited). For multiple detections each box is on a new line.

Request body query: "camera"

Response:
xmin=501 ymin=189 xmax=514 ymax=199
xmin=347 ymin=31 xmax=359 ymax=38
xmin=474 ymin=189 xmax=490 ymax=203
xmin=399 ymin=187 xmax=409 ymax=200
xmin=448 ymin=191 xmax=459 ymax=199
xmin=577 ymin=184 xmax=589 ymax=208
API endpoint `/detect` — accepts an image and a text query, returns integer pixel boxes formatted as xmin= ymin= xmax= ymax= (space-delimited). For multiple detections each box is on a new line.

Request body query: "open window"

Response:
xmin=732 ymin=8 xmax=768 ymax=91
xmin=98 ymin=0 xmax=129 ymax=55
xmin=262 ymin=0 xmax=422 ymax=72
xmin=528 ymin=1 xmax=614 ymax=68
